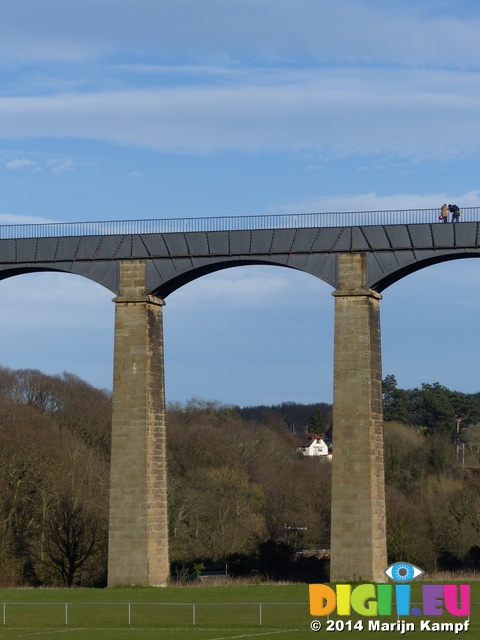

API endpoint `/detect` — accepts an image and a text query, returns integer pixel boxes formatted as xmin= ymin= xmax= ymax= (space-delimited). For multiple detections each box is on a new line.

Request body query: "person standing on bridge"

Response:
xmin=441 ymin=204 xmax=448 ymax=223
xmin=448 ymin=204 xmax=461 ymax=223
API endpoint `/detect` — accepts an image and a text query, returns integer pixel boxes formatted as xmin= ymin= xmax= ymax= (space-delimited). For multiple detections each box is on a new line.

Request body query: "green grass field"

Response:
xmin=0 ymin=582 xmax=477 ymax=640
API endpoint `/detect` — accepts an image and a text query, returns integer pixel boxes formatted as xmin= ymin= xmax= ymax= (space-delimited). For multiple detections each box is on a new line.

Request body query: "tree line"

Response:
xmin=382 ymin=375 xmax=480 ymax=572
xmin=383 ymin=374 xmax=480 ymax=437
xmin=1 ymin=365 xmax=480 ymax=586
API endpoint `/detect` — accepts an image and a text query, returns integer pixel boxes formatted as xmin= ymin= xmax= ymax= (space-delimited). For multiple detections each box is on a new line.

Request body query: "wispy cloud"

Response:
xmin=47 ymin=158 xmax=75 ymax=174
xmin=273 ymin=191 xmax=480 ymax=214
xmin=1 ymin=1 xmax=480 ymax=69
xmin=1 ymin=67 xmax=480 ymax=157
xmin=0 ymin=212 xmax=55 ymax=224
xmin=5 ymin=158 xmax=36 ymax=170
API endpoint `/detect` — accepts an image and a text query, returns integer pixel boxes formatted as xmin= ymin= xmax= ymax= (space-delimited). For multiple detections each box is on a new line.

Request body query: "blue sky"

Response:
xmin=1 ymin=0 xmax=480 ymax=406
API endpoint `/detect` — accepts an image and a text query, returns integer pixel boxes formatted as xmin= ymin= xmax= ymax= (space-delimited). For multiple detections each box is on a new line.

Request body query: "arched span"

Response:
xmin=0 ymin=262 xmax=118 ymax=294
xmin=0 ymin=265 xmax=102 ymax=285
xmin=369 ymin=251 xmax=480 ymax=293
xmin=149 ymin=258 xmax=330 ymax=299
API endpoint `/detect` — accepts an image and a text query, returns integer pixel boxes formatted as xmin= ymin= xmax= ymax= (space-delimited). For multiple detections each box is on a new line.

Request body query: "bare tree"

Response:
xmin=44 ymin=493 xmax=106 ymax=587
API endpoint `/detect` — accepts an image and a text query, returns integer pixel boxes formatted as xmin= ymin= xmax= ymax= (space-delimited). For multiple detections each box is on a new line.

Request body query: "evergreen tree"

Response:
xmin=308 ymin=408 xmax=325 ymax=434
xmin=382 ymin=374 xmax=409 ymax=424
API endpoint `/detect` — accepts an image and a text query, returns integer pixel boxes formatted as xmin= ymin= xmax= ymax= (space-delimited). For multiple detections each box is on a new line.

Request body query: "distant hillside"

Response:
xmin=239 ymin=401 xmax=332 ymax=435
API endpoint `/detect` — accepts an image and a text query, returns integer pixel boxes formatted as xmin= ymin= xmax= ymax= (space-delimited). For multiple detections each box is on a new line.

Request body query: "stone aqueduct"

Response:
xmin=1 ymin=208 xmax=479 ymax=585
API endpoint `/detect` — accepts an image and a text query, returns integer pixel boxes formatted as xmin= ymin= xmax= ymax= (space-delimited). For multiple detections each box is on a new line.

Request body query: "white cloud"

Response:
xmin=0 ymin=213 xmax=55 ymax=224
xmin=1 ymin=67 xmax=480 ymax=157
xmin=1 ymin=1 xmax=480 ymax=70
xmin=5 ymin=158 xmax=36 ymax=170
xmin=49 ymin=159 xmax=75 ymax=174
xmin=273 ymin=190 xmax=480 ymax=214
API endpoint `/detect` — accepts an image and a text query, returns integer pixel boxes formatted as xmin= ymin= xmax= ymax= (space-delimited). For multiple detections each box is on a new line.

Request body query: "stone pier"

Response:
xmin=330 ymin=253 xmax=387 ymax=583
xmin=108 ymin=260 xmax=169 ymax=586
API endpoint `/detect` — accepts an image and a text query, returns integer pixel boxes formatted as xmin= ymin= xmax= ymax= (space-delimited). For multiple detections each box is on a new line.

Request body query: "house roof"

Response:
xmin=294 ymin=433 xmax=325 ymax=447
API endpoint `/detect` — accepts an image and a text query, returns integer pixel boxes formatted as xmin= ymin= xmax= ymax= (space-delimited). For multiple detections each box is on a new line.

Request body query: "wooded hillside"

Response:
xmin=0 ymin=367 xmax=111 ymax=587
xmin=0 ymin=366 xmax=479 ymax=586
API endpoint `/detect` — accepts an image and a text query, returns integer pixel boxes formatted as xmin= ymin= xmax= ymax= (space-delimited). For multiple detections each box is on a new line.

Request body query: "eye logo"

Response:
xmin=384 ymin=562 xmax=424 ymax=582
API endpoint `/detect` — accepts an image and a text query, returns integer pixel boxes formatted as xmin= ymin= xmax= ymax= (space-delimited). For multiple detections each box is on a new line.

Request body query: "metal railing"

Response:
xmin=1 ymin=600 xmax=476 ymax=628
xmin=0 ymin=208 xmax=478 ymax=240
xmin=1 ymin=601 xmax=309 ymax=627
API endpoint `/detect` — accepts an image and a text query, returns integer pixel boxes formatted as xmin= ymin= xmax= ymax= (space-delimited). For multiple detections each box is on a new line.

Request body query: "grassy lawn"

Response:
xmin=0 ymin=582 xmax=477 ymax=639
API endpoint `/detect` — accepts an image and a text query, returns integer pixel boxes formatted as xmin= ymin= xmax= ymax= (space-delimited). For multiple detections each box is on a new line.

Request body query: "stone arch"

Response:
xmin=0 ymin=265 xmax=77 ymax=281
xmin=372 ymin=252 xmax=480 ymax=293
xmin=149 ymin=257 xmax=327 ymax=299
xmin=0 ymin=262 xmax=119 ymax=294
xmin=369 ymin=251 xmax=480 ymax=293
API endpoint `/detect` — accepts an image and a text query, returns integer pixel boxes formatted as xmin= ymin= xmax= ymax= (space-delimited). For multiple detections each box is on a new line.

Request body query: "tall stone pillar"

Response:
xmin=330 ymin=253 xmax=387 ymax=583
xmin=108 ymin=260 xmax=169 ymax=586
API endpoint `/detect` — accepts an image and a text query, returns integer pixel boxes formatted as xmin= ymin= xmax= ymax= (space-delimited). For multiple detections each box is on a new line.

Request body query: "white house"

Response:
xmin=294 ymin=433 xmax=332 ymax=460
